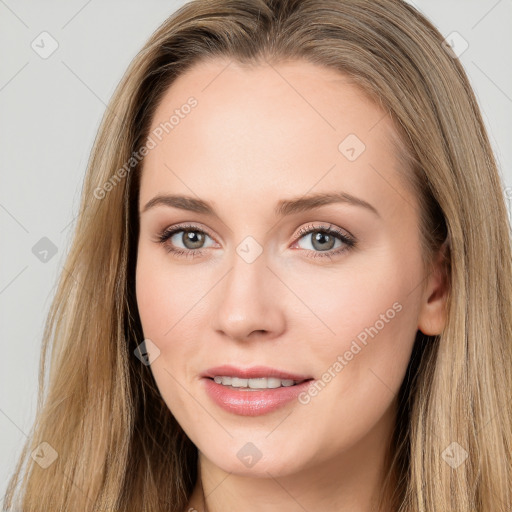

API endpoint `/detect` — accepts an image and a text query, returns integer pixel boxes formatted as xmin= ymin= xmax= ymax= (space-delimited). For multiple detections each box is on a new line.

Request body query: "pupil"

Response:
xmin=184 ymin=230 xmax=204 ymax=249
xmin=313 ymin=231 xmax=335 ymax=251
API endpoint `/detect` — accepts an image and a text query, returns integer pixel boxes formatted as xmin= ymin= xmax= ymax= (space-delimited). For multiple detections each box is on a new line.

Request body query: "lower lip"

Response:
xmin=202 ymin=378 xmax=314 ymax=416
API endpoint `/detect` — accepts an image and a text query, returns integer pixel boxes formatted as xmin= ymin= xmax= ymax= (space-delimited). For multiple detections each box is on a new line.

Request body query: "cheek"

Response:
xmin=287 ymin=243 xmax=421 ymax=394
xmin=289 ymin=248 xmax=420 ymax=353
xmin=135 ymin=244 xmax=212 ymax=403
xmin=135 ymin=249 xmax=197 ymax=420
xmin=278 ymin=254 xmax=421 ymax=462
xmin=135 ymin=243 xmax=203 ymax=340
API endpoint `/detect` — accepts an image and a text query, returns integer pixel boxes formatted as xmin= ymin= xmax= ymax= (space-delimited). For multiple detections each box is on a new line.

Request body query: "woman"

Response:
xmin=4 ymin=0 xmax=511 ymax=510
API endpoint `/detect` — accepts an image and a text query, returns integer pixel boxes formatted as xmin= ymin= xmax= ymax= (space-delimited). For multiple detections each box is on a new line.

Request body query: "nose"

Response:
xmin=211 ymin=249 xmax=286 ymax=342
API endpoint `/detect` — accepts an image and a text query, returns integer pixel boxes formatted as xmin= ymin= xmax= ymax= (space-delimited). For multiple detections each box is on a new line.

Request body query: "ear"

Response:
xmin=417 ymin=240 xmax=450 ymax=336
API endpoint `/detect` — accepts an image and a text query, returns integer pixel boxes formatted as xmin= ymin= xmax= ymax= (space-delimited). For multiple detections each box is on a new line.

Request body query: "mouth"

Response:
xmin=200 ymin=365 xmax=315 ymax=415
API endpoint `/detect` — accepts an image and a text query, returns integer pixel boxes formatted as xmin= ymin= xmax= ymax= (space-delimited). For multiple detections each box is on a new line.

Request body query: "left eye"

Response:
xmin=290 ymin=223 xmax=356 ymax=258
xmin=294 ymin=227 xmax=345 ymax=252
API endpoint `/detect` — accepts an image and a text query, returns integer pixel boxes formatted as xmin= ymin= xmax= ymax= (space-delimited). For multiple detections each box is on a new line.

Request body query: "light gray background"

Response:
xmin=1 ymin=0 xmax=511 ymax=504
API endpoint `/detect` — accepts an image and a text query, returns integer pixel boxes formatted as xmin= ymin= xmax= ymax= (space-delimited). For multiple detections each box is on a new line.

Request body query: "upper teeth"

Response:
xmin=213 ymin=376 xmax=299 ymax=388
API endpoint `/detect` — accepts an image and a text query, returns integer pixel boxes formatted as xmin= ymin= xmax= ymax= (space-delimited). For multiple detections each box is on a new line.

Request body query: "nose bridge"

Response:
xmin=223 ymin=242 xmax=270 ymax=312
xmin=212 ymin=239 xmax=284 ymax=340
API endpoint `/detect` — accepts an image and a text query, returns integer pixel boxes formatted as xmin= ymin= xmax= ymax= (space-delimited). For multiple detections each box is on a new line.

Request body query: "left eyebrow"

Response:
xmin=275 ymin=191 xmax=380 ymax=218
xmin=140 ymin=191 xmax=380 ymax=219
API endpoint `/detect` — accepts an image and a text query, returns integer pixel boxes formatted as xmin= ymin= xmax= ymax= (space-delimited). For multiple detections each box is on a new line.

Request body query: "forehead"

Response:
xmin=149 ymin=57 xmax=390 ymax=138
xmin=139 ymin=58 xmax=410 ymax=217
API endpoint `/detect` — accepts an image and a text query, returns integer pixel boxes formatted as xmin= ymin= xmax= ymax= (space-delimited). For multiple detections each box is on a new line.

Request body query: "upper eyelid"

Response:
xmin=296 ymin=222 xmax=354 ymax=240
xmin=165 ymin=223 xmax=217 ymax=241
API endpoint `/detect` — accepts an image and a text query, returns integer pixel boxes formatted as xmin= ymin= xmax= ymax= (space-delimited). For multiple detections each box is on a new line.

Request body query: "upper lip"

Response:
xmin=201 ymin=365 xmax=313 ymax=381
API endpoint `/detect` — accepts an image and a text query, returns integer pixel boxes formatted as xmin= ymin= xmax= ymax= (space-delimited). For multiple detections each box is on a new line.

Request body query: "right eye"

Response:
xmin=156 ymin=223 xmax=217 ymax=258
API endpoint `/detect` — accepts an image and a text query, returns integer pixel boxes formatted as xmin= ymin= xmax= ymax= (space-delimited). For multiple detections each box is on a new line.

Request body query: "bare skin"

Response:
xmin=135 ymin=57 xmax=448 ymax=512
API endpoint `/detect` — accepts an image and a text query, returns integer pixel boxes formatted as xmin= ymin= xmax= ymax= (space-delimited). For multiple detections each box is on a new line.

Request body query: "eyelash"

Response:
xmin=155 ymin=222 xmax=356 ymax=260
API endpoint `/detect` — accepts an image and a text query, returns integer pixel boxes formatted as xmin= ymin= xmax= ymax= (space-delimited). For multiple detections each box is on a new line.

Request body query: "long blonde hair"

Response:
xmin=4 ymin=0 xmax=511 ymax=510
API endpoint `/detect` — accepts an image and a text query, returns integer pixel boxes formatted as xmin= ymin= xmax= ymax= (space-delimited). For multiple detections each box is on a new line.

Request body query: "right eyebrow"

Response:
xmin=141 ymin=194 xmax=221 ymax=220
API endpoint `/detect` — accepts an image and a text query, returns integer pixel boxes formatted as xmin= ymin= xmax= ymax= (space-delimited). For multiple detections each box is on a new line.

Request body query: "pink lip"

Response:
xmin=201 ymin=364 xmax=313 ymax=381
xmin=201 ymin=365 xmax=314 ymax=416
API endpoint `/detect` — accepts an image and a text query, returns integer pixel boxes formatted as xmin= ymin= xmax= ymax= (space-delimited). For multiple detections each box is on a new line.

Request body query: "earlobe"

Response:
xmin=417 ymin=240 xmax=450 ymax=336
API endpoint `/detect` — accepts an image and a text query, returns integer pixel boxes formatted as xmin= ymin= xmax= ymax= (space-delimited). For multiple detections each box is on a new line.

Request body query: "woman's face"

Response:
xmin=136 ymin=58 xmax=446 ymax=478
